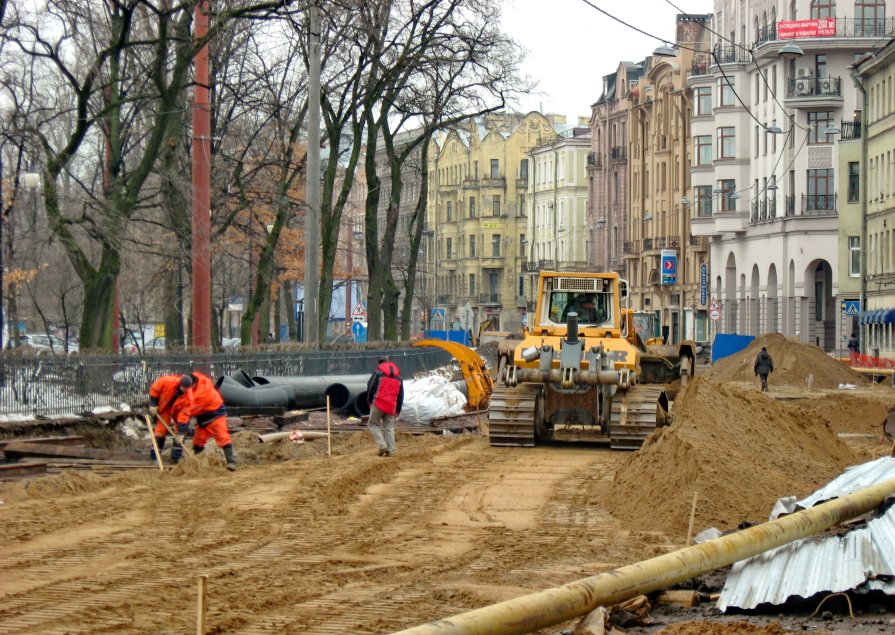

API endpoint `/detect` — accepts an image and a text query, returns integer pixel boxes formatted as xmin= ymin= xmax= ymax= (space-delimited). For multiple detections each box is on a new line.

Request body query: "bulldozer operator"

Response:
xmin=561 ymin=294 xmax=602 ymax=324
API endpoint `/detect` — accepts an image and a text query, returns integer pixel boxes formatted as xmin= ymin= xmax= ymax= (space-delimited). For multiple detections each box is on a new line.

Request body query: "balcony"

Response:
xmin=688 ymin=235 xmax=708 ymax=249
xmin=480 ymin=177 xmax=506 ymax=189
xmin=785 ymin=195 xmax=795 ymax=217
xmin=522 ymin=260 xmax=555 ymax=272
xmin=479 ymin=293 xmax=501 ymax=305
xmin=802 ymin=193 xmax=838 ymax=216
xmin=516 ymin=177 xmax=528 ymax=189
xmin=609 ymin=146 xmax=626 ymax=162
xmin=462 ymin=178 xmax=479 ymax=190
xmin=768 ymin=197 xmax=776 ymax=220
xmin=840 ymin=120 xmax=862 ymax=141
xmin=689 ymin=55 xmax=711 ymax=77
xmin=713 ymin=44 xmax=751 ymax=64
xmin=623 ymin=240 xmax=638 ymax=255
xmin=437 ymin=295 xmax=452 ymax=305
xmin=786 ymin=76 xmax=842 ymax=103
xmin=586 ymin=152 xmax=601 ymax=168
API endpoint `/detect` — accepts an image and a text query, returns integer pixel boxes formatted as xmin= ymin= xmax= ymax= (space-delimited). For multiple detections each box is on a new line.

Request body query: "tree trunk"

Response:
xmin=79 ymin=249 xmax=120 ymax=349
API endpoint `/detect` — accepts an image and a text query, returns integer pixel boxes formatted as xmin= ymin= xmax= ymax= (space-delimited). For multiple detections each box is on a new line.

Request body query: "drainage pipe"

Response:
xmin=393 ymin=477 xmax=895 ymax=635
xmin=252 ymin=375 xmax=370 ymax=409
xmin=324 ymin=378 xmax=369 ymax=411
xmin=214 ymin=376 xmax=293 ymax=409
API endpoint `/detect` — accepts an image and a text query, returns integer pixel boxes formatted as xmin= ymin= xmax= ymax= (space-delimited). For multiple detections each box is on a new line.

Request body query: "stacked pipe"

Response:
xmin=214 ymin=372 xmax=371 ymax=416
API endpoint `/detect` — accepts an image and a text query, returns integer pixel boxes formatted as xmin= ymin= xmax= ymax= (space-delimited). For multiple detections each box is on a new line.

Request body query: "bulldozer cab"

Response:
xmin=540 ymin=275 xmax=616 ymax=328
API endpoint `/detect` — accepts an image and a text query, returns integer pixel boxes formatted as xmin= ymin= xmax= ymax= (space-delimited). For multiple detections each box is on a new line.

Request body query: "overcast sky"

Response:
xmin=500 ymin=0 xmax=713 ymax=123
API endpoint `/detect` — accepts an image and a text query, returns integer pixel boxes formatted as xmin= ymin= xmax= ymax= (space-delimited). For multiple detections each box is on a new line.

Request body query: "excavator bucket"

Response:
xmin=412 ymin=339 xmax=494 ymax=409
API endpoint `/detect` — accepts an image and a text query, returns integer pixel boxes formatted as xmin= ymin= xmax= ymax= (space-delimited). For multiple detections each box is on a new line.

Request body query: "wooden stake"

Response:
xmin=196 ymin=574 xmax=208 ymax=635
xmin=326 ymin=395 xmax=332 ymax=457
xmin=145 ymin=415 xmax=165 ymax=471
xmin=685 ymin=491 xmax=699 ymax=546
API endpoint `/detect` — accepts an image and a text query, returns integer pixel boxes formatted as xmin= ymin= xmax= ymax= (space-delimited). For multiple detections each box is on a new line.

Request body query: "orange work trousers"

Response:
xmin=192 ymin=415 xmax=232 ymax=449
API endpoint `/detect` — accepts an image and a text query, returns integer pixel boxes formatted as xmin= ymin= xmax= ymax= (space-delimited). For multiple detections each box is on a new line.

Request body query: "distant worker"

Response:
xmin=366 ymin=356 xmax=404 ymax=457
xmin=187 ymin=372 xmax=237 ymax=471
xmin=148 ymin=374 xmax=194 ymax=464
xmin=848 ymin=332 xmax=860 ymax=365
xmin=562 ymin=294 xmax=599 ymax=323
xmin=753 ymin=346 xmax=774 ymax=392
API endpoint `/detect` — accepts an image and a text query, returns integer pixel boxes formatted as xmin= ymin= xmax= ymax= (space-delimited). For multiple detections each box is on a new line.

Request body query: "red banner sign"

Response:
xmin=777 ymin=18 xmax=836 ymax=39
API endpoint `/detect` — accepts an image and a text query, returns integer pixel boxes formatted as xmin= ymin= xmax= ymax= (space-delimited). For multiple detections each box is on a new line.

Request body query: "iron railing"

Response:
xmin=609 ymin=146 xmax=626 ymax=162
xmin=478 ymin=293 xmax=501 ymax=304
xmin=755 ymin=18 xmax=895 ymax=43
xmin=840 ymin=120 xmax=862 ymax=140
xmin=785 ymin=195 xmax=796 ymax=217
xmin=803 ymin=193 xmax=838 ymax=215
xmin=0 ymin=348 xmax=451 ymax=420
xmin=787 ymin=76 xmax=841 ymax=99
xmin=623 ymin=240 xmax=638 ymax=255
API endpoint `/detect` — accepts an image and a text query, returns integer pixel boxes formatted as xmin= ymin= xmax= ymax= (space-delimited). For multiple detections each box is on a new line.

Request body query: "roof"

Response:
xmin=718 ymin=457 xmax=895 ymax=611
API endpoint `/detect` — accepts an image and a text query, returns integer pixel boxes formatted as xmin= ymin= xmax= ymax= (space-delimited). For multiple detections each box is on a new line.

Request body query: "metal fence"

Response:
xmin=0 ymin=347 xmax=451 ymax=421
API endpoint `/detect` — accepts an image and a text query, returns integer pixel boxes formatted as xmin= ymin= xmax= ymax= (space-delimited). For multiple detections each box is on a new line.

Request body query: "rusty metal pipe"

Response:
xmin=393 ymin=477 xmax=895 ymax=635
xmin=513 ymin=368 xmax=621 ymax=386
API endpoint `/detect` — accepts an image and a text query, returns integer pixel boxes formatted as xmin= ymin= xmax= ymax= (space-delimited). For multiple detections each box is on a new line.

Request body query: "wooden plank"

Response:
xmin=273 ymin=410 xmax=309 ymax=428
xmin=0 ymin=461 xmax=49 ymax=478
xmin=2 ymin=442 xmax=129 ymax=461
xmin=0 ymin=436 xmax=84 ymax=451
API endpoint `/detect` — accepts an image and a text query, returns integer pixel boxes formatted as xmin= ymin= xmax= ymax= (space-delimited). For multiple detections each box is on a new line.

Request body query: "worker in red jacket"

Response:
xmin=148 ymin=374 xmax=194 ymax=464
xmin=186 ymin=371 xmax=237 ymax=471
xmin=366 ymin=356 xmax=404 ymax=457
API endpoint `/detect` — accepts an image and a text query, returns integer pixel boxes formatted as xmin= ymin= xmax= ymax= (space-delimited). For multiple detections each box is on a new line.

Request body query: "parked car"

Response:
xmin=11 ymin=333 xmax=77 ymax=354
xmin=221 ymin=337 xmax=241 ymax=350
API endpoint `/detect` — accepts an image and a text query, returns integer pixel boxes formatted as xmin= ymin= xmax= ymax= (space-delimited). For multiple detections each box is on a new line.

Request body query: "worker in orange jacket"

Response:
xmin=185 ymin=371 xmax=237 ymax=471
xmin=148 ymin=374 xmax=194 ymax=464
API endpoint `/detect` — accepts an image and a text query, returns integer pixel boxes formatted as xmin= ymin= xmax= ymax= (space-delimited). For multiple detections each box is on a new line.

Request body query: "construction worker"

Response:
xmin=148 ymin=374 xmax=194 ymax=464
xmin=562 ymin=294 xmax=599 ymax=323
xmin=187 ymin=371 xmax=237 ymax=471
xmin=754 ymin=346 xmax=774 ymax=392
xmin=366 ymin=356 xmax=404 ymax=457
xmin=848 ymin=333 xmax=860 ymax=365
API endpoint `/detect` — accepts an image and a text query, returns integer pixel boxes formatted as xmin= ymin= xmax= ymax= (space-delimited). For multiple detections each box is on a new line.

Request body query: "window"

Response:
xmin=856 ymin=1 xmax=885 ymax=36
xmin=469 ymin=235 xmax=476 ymax=257
xmin=815 ymin=54 xmax=827 ymax=79
xmin=468 ymin=273 xmax=475 ymax=296
xmin=446 ymin=237 xmax=453 ymax=259
xmin=490 ymin=159 xmax=499 ymax=178
xmin=469 ymin=196 xmax=476 ymax=218
xmin=488 ymin=273 xmax=499 ymax=300
xmin=848 ymin=162 xmax=860 ymax=202
xmin=847 ymin=236 xmax=860 ymax=275
xmin=695 ymin=185 xmax=713 ymax=217
xmin=695 ymin=135 xmax=712 ymax=165
xmin=810 ymin=0 xmax=835 ymax=19
xmin=720 ymin=77 xmax=735 ymax=106
xmin=720 ymin=179 xmax=736 ymax=211
xmin=807 ymin=168 xmax=835 ymax=211
xmin=446 ymin=201 xmax=453 ymax=221
xmin=492 ymin=195 xmax=501 ymax=217
xmin=491 ymin=235 xmax=500 ymax=257
xmin=718 ymin=126 xmax=735 ymax=158
xmin=520 ymin=159 xmax=529 ymax=181
xmin=696 ymin=87 xmax=712 ymax=115
xmin=519 ymin=193 xmax=526 ymax=217
xmin=754 ymin=125 xmax=760 ymax=158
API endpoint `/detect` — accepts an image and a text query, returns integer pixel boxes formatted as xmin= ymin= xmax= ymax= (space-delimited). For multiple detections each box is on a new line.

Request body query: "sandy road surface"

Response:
xmin=0 ymin=434 xmax=675 ymax=635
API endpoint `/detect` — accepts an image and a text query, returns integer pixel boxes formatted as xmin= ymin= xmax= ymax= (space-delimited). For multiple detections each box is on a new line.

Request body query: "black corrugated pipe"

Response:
xmin=251 ymin=375 xmax=371 ymax=410
xmin=226 ymin=369 xmax=255 ymax=388
xmin=324 ymin=378 xmax=370 ymax=412
xmin=214 ymin=375 xmax=293 ymax=409
xmin=353 ymin=391 xmax=370 ymax=417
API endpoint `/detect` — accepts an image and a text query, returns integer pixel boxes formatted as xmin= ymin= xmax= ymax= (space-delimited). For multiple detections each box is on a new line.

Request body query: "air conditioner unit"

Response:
xmin=820 ymin=78 xmax=832 ymax=93
xmin=796 ymin=79 xmax=812 ymax=96
xmin=797 ymin=68 xmax=809 ymax=78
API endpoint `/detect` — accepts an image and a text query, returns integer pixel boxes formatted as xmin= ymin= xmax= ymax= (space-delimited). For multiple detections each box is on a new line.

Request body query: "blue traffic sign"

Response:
xmin=430 ymin=307 xmax=446 ymax=322
xmin=351 ymin=320 xmax=367 ymax=343
xmin=842 ymin=300 xmax=860 ymax=316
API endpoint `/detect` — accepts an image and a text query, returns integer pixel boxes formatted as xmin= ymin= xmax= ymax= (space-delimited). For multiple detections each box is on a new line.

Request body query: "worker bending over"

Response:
xmin=148 ymin=374 xmax=194 ymax=464
xmin=188 ymin=372 xmax=237 ymax=471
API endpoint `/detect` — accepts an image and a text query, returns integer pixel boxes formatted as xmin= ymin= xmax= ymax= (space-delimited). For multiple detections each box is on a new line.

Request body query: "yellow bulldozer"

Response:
xmin=414 ymin=270 xmax=694 ymax=449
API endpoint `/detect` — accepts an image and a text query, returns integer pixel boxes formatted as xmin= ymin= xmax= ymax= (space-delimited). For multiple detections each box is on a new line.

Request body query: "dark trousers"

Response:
xmin=758 ymin=373 xmax=769 ymax=391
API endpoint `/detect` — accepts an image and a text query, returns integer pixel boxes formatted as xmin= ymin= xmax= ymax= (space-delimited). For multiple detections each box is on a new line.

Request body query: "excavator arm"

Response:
xmin=412 ymin=339 xmax=494 ymax=409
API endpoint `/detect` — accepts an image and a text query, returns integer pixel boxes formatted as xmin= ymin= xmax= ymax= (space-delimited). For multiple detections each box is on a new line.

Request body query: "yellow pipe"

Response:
xmin=394 ymin=477 xmax=895 ymax=635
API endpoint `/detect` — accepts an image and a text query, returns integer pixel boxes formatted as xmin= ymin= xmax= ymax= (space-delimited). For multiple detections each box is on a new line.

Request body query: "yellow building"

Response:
xmin=427 ymin=112 xmax=565 ymax=332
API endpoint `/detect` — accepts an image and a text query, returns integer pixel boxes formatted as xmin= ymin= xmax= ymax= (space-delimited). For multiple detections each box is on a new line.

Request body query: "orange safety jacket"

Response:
xmin=149 ymin=375 xmax=194 ymax=425
xmin=189 ymin=372 xmax=228 ymax=426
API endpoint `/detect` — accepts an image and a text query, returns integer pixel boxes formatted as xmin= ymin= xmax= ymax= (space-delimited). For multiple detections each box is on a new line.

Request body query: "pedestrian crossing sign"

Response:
xmin=842 ymin=300 xmax=860 ymax=316
xmin=431 ymin=307 xmax=446 ymax=322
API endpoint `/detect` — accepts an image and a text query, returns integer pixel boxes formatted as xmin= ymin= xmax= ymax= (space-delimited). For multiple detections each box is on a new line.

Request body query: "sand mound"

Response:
xmin=709 ymin=333 xmax=868 ymax=389
xmin=605 ymin=378 xmax=857 ymax=538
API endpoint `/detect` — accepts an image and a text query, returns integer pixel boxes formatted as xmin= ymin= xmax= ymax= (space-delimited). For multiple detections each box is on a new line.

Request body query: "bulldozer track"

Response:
xmin=487 ymin=383 xmax=541 ymax=447
xmin=608 ymin=385 xmax=669 ymax=450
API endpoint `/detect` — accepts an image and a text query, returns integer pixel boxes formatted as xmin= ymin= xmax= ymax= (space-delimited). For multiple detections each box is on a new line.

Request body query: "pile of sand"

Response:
xmin=605 ymin=377 xmax=857 ymax=538
xmin=709 ymin=333 xmax=869 ymax=389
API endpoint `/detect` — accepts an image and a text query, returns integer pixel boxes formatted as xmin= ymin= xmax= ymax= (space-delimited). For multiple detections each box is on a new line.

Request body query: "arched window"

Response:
xmin=810 ymin=0 xmax=835 ymax=19
xmin=856 ymin=1 xmax=885 ymax=36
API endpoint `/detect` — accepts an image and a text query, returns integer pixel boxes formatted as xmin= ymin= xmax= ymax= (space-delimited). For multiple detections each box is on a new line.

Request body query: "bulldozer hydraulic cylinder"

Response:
xmin=513 ymin=368 xmax=621 ymax=386
xmin=392 ymin=476 xmax=895 ymax=635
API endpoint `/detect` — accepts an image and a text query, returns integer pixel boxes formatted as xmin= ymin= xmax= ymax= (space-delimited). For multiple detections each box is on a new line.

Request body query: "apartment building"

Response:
xmin=847 ymin=37 xmax=895 ymax=357
xmin=589 ymin=61 xmax=644 ymax=276
xmin=627 ymin=14 xmax=712 ymax=345
xmin=526 ymin=125 xmax=592 ymax=295
xmin=690 ymin=0 xmax=894 ymax=352
xmin=427 ymin=112 xmax=565 ymax=332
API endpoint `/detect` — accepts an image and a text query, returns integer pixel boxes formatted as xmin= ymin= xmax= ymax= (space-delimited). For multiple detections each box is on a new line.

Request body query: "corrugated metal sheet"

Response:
xmin=718 ymin=458 xmax=895 ymax=611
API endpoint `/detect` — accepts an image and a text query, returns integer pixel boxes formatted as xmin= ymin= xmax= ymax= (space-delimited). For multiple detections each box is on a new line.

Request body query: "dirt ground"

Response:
xmin=2 ymin=341 xmax=895 ymax=634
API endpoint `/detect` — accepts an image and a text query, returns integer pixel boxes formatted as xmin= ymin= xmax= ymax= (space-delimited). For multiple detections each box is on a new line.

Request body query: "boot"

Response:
xmin=170 ymin=445 xmax=183 ymax=465
xmin=150 ymin=436 xmax=166 ymax=462
xmin=223 ymin=444 xmax=237 ymax=472
xmin=192 ymin=445 xmax=204 ymax=455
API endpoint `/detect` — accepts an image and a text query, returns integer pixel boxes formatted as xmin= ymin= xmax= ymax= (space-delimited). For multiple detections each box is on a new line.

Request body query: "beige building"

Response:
xmin=850 ymin=37 xmax=895 ymax=358
xmin=626 ymin=14 xmax=712 ymax=344
xmin=427 ymin=112 xmax=566 ymax=332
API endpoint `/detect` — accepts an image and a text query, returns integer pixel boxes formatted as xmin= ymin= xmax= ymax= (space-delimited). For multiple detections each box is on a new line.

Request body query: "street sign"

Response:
xmin=710 ymin=307 xmax=721 ymax=321
xmin=351 ymin=320 xmax=367 ymax=343
xmin=430 ymin=307 xmax=446 ymax=322
xmin=660 ymin=249 xmax=677 ymax=285
xmin=699 ymin=263 xmax=708 ymax=306
xmin=352 ymin=302 xmax=367 ymax=320
xmin=842 ymin=300 xmax=860 ymax=316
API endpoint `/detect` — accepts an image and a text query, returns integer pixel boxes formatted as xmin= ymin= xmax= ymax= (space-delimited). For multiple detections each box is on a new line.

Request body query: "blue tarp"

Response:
xmin=711 ymin=333 xmax=756 ymax=363
xmin=426 ymin=329 xmax=471 ymax=346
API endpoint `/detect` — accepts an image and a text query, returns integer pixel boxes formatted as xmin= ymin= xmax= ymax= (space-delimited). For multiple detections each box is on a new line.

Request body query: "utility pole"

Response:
xmin=191 ymin=0 xmax=212 ymax=352
xmin=304 ymin=1 xmax=321 ymax=344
